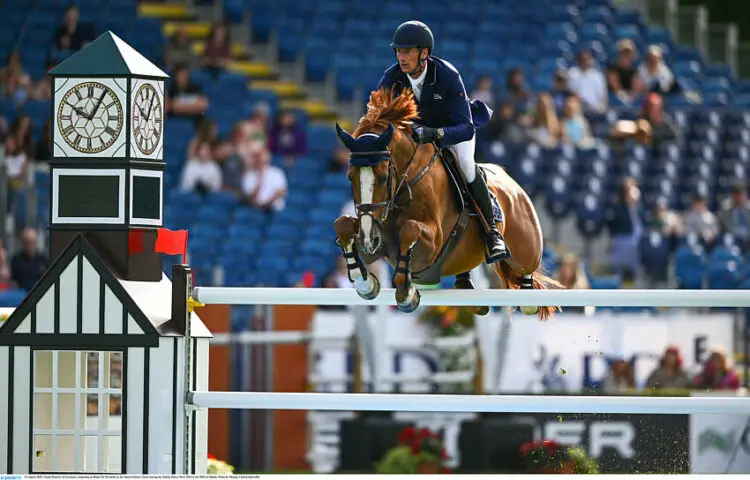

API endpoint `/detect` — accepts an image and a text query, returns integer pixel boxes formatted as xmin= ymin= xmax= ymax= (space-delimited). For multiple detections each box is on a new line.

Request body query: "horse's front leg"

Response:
xmin=392 ymin=219 xmax=434 ymax=313
xmin=334 ymin=215 xmax=381 ymax=300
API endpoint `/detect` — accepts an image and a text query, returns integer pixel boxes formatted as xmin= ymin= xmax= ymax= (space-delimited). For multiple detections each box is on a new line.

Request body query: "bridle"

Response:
xmin=350 ymin=130 xmax=440 ymax=232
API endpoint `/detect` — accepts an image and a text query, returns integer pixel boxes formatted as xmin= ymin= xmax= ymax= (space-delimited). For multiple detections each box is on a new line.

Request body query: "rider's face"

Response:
xmin=396 ymin=47 xmax=424 ymax=74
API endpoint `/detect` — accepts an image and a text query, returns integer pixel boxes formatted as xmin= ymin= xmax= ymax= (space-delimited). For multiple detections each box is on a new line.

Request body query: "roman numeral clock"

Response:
xmin=48 ymin=31 xmax=169 ymax=282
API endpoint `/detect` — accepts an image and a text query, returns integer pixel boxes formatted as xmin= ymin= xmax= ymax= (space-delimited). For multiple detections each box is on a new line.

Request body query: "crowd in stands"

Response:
xmin=601 ymin=345 xmax=740 ymax=392
xmin=1 ymin=0 xmax=749 ymax=299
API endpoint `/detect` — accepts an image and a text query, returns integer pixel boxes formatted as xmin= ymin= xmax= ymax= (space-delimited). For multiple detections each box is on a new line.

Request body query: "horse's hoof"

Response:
xmin=521 ymin=305 xmax=540 ymax=315
xmin=475 ymin=306 xmax=490 ymax=316
xmin=355 ymin=274 xmax=380 ymax=300
xmin=397 ymin=287 xmax=421 ymax=313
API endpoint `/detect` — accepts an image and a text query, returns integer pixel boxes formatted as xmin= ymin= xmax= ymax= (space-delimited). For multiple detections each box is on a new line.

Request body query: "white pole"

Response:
xmin=187 ymin=391 xmax=750 ymax=415
xmin=193 ymin=287 xmax=750 ymax=308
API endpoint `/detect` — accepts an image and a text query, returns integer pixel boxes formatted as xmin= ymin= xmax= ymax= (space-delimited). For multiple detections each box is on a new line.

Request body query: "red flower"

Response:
xmin=442 ymin=467 xmax=451 ymax=474
xmin=398 ymin=426 xmax=416 ymax=444
xmin=207 ymin=453 xmax=216 ymax=460
xmin=411 ymin=440 xmax=421 ymax=455
xmin=519 ymin=441 xmax=534 ymax=456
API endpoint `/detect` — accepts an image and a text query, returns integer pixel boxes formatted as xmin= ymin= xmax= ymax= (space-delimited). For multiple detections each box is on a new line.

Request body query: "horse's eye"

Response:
xmin=377 ymin=175 xmax=387 ymax=186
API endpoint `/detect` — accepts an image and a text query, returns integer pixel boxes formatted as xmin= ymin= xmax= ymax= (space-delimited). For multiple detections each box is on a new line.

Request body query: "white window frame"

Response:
xmin=52 ymin=169 xmax=126 ymax=224
xmin=33 ymin=350 xmax=123 ymax=473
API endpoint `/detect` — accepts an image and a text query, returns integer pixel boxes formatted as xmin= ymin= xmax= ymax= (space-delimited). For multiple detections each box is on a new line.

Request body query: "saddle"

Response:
xmin=407 ymin=148 xmax=504 ymax=285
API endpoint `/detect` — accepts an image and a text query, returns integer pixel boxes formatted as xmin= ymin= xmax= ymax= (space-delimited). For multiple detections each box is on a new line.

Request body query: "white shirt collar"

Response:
xmin=407 ymin=64 xmax=428 ymax=101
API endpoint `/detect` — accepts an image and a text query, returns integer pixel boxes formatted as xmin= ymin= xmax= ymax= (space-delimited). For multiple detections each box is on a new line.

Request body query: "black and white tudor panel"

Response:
xmin=0 ymin=235 xmax=211 ymax=475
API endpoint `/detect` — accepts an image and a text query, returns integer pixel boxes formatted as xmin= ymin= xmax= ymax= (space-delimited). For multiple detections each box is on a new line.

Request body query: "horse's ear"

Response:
xmin=335 ymin=123 xmax=356 ymax=150
xmin=379 ymin=123 xmax=394 ymax=146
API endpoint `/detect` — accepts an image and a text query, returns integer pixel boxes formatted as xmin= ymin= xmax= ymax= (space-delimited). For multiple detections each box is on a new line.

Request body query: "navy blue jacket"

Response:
xmin=376 ymin=56 xmax=492 ymax=146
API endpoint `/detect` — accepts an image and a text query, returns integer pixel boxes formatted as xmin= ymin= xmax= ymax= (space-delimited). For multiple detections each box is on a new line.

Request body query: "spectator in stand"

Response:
xmin=647 ymin=196 xmax=683 ymax=244
xmin=217 ymin=121 xmax=261 ymax=196
xmin=268 ymin=109 xmax=307 ymax=168
xmin=606 ymin=176 xmax=643 ymax=284
xmin=601 ymin=359 xmax=635 ymax=393
xmin=329 ymin=145 xmax=350 ymax=173
xmin=560 ymin=96 xmax=595 ymax=148
xmin=611 ymin=94 xmax=678 ymax=159
xmin=607 ymin=39 xmax=643 ymax=105
xmin=187 ymin=118 xmax=220 ymax=159
xmin=249 ymin=102 xmax=271 ymax=137
xmin=639 ymin=45 xmax=678 ymax=95
xmin=470 ymin=75 xmax=495 ymax=109
xmin=4 ymin=136 xmax=28 ymax=202
xmin=718 ymin=182 xmax=750 ymax=252
xmin=0 ymin=239 xmax=9 ymax=290
xmin=200 ymin=22 xmax=233 ymax=78
xmin=567 ymin=49 xmax=608 ymax=114
xmin=503 ymin=68 xmax=531 ymax=113
xmin=550 ymin=70 xmax=572 ymax=112
xmin=694 ymin=350 xmax=740 ymax=390
xmin=166 ymin=65 xmax=209 ymax=124
xmin=179 ymin=141 xmax=223 ymax=194
xmin=554 ymin=253 xmax=591 ymax=314
xmin=483 ymin=101 xmax=529 ymax=147
xmin=0 ymin=51 xmax=30 ymax=96
xmin=9 ymin=114 xmax=35 ymax=158
xmin=164 ymin=26 xmax=197 ymax=71
xmin=645 ymin=346 xmax=690 ymax=389
xmin=683 ymin=193 xmax=721 ymax=248
xmin=10 ymin=227 xmax=49 ymax=292
xmin=53 ymin=5 xmax=95 ymax=52
xmin=528 ymin=93 xmax=560 ymax=148
xmin=242 ymin=147 xmax=287 ymax=211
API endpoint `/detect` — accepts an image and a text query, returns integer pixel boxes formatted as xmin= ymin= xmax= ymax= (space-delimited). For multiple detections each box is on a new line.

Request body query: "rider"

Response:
xmin=376 ymin=20 xmax=510 ymax=263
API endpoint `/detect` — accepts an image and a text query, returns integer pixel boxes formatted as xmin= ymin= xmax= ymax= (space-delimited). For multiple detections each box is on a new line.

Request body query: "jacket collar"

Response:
xmin=400 ymin=56 xmax=437 ymax=86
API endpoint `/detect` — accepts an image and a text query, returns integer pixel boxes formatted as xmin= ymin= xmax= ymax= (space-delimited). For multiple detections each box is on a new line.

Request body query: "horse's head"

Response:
xmin=335 ymin=122 xmax=395 ymax=255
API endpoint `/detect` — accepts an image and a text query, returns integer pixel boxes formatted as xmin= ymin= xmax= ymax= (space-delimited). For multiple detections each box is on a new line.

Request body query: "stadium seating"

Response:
xmin=4 ymin=0 xmax=750 ymax=293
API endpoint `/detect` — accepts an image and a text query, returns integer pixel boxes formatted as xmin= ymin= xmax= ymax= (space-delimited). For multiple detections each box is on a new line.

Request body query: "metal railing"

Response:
xmin=643 ymin=0 xmax=747 ymax=79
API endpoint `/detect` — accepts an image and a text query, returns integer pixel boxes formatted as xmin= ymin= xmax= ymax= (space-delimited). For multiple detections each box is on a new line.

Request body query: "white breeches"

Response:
xmin=448 ymin=133 xmax=477 ymax=183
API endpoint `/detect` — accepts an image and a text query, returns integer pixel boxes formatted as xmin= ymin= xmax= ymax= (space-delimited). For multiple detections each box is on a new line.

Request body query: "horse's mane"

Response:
xmin=353 ymin=87 xmax=420 ymax=137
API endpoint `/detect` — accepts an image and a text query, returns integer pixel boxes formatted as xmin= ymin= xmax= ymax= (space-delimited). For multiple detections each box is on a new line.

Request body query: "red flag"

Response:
xmin=301 ymin=271 xmax=315 ymax=288
xmin=155 ymin=228 xmax=189 ymax=264
xmin=128 ymin=230 xmax=145 ymax=255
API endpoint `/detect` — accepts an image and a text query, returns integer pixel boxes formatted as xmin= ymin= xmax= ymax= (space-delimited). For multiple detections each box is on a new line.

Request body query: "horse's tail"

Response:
xmin=493 ymin=262 xmax=565 ymax=322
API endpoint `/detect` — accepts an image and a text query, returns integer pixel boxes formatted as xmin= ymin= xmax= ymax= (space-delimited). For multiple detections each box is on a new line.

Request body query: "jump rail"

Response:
xmin=192 ymin=287 xmax=750 ymax=307
xmin=187 ymin=391 xmax=750 ymax=415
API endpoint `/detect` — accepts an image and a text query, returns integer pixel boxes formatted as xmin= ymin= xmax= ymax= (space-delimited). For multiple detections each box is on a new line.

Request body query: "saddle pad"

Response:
xmin=489 ymin=192 xmax=505 ymax=224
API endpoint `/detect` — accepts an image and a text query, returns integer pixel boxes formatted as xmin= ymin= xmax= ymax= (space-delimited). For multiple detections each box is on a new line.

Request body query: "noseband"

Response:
xmin=350 ymin=132 xmax=440 ymax=230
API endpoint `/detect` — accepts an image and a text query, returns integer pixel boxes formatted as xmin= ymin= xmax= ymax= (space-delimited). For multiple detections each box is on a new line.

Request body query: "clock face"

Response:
xmin=132 ymin=83 xmax=163 ymax=156
xmin=56 ymin=81 xmax=124 ymax=154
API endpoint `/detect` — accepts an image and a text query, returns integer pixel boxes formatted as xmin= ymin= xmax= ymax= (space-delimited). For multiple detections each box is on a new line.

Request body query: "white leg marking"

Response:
xmin=359 ymin=167 xmax=375 ymax=250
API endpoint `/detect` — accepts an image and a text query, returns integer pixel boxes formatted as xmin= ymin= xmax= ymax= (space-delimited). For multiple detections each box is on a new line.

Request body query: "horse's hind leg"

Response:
xmin=454 ymin=271 xmax=490 ymax=316
xmin=334 ymin=216 xmax=380 ymax=300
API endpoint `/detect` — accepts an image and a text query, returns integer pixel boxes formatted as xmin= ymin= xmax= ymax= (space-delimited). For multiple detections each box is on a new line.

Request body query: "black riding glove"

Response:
xmin=412 ymin=125 xmax=438 ymax=145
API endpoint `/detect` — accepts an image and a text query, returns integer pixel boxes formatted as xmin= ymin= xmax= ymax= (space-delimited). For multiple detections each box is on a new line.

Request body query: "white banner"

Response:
xmin=690 ymin=391 xmax=750 ymax=474
xmin=309 ymin=310 xmax=734 ymax=393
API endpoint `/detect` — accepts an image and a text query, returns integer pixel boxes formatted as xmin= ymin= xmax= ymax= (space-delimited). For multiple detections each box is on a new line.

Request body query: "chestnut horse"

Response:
xmin=333 ymin=87 xmax=563 ymax=320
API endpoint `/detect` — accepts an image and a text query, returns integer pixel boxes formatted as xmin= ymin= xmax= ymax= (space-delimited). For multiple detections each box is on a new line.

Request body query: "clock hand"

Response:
xmin=87 ymin=90 xmax=108 ymax=120
xmin=145 ymin=93 xmax=156 ymax=121
xmin=66 ymin=101 xmax=89 ymax=118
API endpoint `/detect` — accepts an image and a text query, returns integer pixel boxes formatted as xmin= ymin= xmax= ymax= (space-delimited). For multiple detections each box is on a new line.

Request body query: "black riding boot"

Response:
xmin=469 ymin=169 xmax=511 ymax=263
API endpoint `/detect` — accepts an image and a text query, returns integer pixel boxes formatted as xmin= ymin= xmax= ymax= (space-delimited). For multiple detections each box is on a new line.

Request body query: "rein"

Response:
xmin=351 ymin=134 xmax=440 ymax=227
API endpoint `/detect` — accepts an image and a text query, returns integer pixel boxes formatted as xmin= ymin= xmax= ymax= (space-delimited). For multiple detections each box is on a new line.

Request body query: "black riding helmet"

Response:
xmin=390 ymin=21 xmax=434 ymax=55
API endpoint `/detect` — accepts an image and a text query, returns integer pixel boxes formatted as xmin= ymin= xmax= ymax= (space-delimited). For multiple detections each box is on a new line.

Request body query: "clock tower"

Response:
xmin=48 ymin=31 xmax=169 ymax=281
